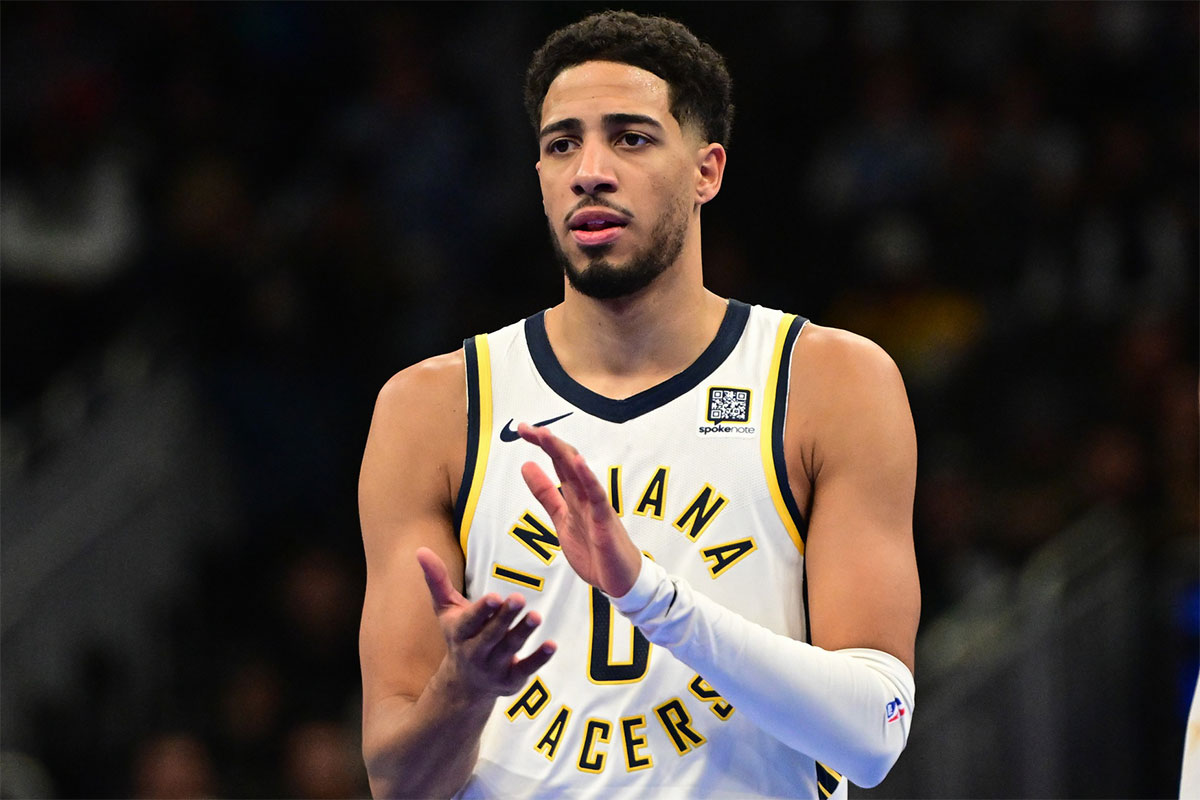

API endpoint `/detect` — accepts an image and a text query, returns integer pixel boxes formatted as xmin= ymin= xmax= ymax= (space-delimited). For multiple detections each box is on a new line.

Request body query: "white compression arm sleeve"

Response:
xmin=609 ymin=554 xmax=915 ymax=788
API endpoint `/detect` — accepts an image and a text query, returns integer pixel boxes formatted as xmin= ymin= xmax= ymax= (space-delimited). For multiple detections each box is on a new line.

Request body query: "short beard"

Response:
xmin=551 ymin=198 xmax=689 ymax=301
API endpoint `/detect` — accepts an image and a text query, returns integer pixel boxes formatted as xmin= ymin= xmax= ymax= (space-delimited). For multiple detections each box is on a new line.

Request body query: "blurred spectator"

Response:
xmin=0 ymin=3 xmax=145 ymax=415
xmin=281 ymin=721 xmax=368 ymax=800
xmin=212 ymin=655 xmax=284 ymax=797
xmin=272 ymin=545 xmax=363 ymax=720
xmin=0 ymin=751 xmax=56 ymax=799
xmin=130 ymin=733 xmax=217 ymax=800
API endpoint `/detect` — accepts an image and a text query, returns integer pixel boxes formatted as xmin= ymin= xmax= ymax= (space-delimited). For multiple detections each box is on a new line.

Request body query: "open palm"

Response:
xmin=517 ymin=422 xmax=642 ymax=597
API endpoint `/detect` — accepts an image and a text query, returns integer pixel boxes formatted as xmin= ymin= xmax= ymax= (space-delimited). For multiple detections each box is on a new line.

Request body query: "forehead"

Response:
xmin=540 ymin=60 xmax=674 ymax=129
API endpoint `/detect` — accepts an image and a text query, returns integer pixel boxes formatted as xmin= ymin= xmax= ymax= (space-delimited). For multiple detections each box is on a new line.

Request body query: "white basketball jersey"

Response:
xmin=454 ymin=300 xmax=847 ymax=799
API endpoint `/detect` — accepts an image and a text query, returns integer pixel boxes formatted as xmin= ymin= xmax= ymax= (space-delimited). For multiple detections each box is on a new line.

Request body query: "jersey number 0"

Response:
xmin=588 ymin=587 xmax=652 ymax=683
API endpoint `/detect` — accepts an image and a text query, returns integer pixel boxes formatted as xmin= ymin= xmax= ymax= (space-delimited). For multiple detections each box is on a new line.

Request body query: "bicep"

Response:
xmin=359 ymin=517 xmax=460 ymax=706
xmin=358 ymin=359 xmax=467 ymax=709
xmin=790 ymin=330 xmax=920 ymax=672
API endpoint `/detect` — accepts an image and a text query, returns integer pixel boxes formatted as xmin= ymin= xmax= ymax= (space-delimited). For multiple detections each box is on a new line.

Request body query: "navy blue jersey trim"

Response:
xmin=803 ymin=559 xmax=812 ymax=646
xmin=771 ymin=316 xmax=809 ymax=542
xmin=524 ymin=299 xmax=751 ymax=424
xmin=453 ymin=337 xmax=481 ymax=533
xmin=816 ymin=762 xmax=843 ymax=797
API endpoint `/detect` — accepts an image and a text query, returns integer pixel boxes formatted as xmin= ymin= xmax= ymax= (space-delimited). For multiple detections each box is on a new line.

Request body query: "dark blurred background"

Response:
xmin=0 ymin=2 xmax=1195 ymax=798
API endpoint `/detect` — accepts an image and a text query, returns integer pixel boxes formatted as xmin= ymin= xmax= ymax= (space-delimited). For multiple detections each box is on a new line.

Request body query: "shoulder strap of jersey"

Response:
xmin=759 ymin=313 xmax=809 ymax=554
xmin=454 ymin=333 xmax=493 ymax=555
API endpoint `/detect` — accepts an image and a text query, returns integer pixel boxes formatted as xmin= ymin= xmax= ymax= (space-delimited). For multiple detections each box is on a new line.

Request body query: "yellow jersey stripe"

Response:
xmin=760 ymin=313 xmax=805 ymax=555
xmin=816 ymin=762 xmax=844 ymax=797
xmin=459 ymin=333 xmax=493 ymax=554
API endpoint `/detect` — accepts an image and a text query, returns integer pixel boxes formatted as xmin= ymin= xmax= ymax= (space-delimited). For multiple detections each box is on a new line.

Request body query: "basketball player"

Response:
xmin=358 ymin=11 xmax=920 ymax=798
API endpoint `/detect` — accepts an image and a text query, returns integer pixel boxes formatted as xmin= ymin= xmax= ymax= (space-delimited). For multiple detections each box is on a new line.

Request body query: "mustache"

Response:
xmin=562 ymin=196 xmax=636 ymax=227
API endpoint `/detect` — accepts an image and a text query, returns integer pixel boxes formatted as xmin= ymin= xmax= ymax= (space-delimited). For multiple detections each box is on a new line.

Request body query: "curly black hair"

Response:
xmin=524 ymin=10 xmax=734 ymax=146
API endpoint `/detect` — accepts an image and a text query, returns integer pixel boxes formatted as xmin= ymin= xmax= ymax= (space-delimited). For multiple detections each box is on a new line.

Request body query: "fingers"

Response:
xmin=451 ymin=593 xmax=505 ymax=641
xmin=519 ymin=425 xmax=618 ymax=535
xmin=521 ymin=461 xmax=567 ymax=522
xmin=452 ymin=598 xmax=557 ymax=695
xmin=518 ymin=423 xmax=585 ymax=489
xmin=571 ymin=453 xmax=613 ymax=518
xmin=472 ymin=594 xmax=527 ymax=648
xmin=416 ymin=547 xmax=465 ymax=612
xmin=519 ymin=423 xmax=609 ymax=518
xmin=485 ymin=609 xmax=542 ymax=669
xmin=516 ymin=421 xmax=566 ymax=452
xmin=417 ymin=549 xmax=529 ymax=649
xmin=530 ymin=448 xmax=609 ymax=524
xmin=509 ymin=638 xmax=557 ymax=684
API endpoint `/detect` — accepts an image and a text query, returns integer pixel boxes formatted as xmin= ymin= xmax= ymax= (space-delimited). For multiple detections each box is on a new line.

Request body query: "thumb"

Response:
xmin=416 ymin=547 xmax=465 ymax=612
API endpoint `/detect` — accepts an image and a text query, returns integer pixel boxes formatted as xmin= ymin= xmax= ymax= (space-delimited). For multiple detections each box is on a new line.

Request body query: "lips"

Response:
xmin=568 ymin=208 xmax=629 ymax=247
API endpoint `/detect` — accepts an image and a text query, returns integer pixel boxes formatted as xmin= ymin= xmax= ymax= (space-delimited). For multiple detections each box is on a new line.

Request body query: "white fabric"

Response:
xmin=1181 ymin=672 xmax=1200 ymax=799
xmin=611 ymin=553 xmax=915 ymax=788
xmin=459 ymin=303 xmax=845 ymax=798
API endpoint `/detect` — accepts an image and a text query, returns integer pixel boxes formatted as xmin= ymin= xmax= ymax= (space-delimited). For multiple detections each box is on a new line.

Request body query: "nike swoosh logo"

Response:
xmin=499 ymin=412 xmax=574 ymax=442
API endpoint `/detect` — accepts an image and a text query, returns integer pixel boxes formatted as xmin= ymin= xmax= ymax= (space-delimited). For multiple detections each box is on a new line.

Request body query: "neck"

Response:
xmin=544 ymin=237 xmax=727 ymax=399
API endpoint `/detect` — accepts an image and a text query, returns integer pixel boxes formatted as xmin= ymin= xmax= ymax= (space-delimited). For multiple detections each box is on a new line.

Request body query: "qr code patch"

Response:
xmin=707 ymin=387 xmax=751 ymax=424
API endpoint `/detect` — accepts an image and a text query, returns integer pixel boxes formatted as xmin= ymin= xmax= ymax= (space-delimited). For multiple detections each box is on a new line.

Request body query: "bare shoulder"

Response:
xmin=372 ymin=350 xmax=468 ymax=454
xmin=362 ymin=349 xmax=469 ymax=524
xmin=792 ymin=323 xmax=905 ymax=398
xmin=786 ymin=323 xmax=914 ymax=482
xmin=375 ymin=349 xmax=468 ymax=423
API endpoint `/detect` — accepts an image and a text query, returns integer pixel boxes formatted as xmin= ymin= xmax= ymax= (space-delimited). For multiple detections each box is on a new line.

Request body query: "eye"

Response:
xmin=547 ymin=138 xmax=577 ymax=155
xmin=617 ymin=132 xmax=651 ymax=148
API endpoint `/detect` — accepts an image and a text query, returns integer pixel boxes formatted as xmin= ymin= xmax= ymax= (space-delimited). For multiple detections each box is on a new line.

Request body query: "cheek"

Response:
xmin=647 ymin=166 xmax=678 ymax=196
xmin=648 ymin=167 xmax=692 ymax=209
xmin=538 ymin=177 xmax=556 ymax=219
xmin=664 ymin=155 xmax=697 ymax=193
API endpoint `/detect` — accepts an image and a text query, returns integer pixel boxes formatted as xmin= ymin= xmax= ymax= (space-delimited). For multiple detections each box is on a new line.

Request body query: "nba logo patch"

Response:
xmin=697 ymin=386 xmax=755 ymax=437
xmin=885 ymin=697 xmax=906 ymax=723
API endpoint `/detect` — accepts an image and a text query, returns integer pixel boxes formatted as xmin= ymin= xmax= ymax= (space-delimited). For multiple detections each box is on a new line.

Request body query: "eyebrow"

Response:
xmin=538 ymin=113 xmax=666 ymax=141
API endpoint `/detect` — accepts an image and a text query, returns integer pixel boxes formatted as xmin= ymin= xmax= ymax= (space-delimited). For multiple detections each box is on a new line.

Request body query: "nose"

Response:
xmin=571 ymin=139 xmax=617 ymax=196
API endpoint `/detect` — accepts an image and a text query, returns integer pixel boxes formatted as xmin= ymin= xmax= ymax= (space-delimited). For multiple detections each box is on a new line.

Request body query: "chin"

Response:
xmin=574 ymin=240 xmax=617 ymax=259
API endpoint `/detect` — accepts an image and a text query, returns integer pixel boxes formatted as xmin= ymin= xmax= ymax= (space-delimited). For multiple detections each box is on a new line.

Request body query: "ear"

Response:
xmin=694 ymin=143 xmax=726 ymax=205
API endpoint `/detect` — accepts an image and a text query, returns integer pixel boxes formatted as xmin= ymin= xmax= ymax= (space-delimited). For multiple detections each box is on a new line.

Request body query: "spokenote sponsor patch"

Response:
xmin=697 ymin=386 xmax=755 ymax=437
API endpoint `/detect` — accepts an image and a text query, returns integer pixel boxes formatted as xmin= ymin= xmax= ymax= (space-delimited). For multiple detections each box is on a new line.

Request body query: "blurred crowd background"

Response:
xmin=1 ymin=3 xmax=1195 ymax=798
